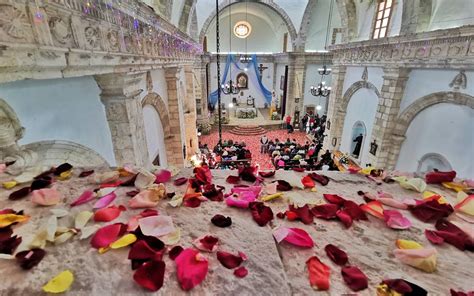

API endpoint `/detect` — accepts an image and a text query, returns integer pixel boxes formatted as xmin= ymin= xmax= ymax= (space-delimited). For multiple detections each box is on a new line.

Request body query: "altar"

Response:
xmin=235 ymin=107 xmax=257 ymax=118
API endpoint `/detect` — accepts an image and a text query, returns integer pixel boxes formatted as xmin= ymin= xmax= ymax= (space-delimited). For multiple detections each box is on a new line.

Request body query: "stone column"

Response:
xmin=367 ymin=67 xmax=410 ymax=168
xmin=323 ymin=65 xmax=347 ymax=151
xmin=195 ymin=60 xmax=211 ymax=133
xmin=183 ymin=65 xmax=199 ymax=159
xmin=386 ymin=134 xmax=406 ymax=170
xmin=164 ymin=66 xmax=186 ymax=167
xmin=94 ymin=73 xmax=149 ymax=168
xmin=285 ymin=54 xmax=306 ymax=119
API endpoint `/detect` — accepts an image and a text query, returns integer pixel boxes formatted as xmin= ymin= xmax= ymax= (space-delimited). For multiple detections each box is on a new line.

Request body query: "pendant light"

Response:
xmin=239 ymin=0 xmax=252 ymax=69
xmin=221 ymin=3 xmax=239 ymax=95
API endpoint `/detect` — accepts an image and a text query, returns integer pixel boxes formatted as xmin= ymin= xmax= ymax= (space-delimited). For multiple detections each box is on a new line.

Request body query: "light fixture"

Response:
xmin=318 ymin=65 xmax=332 ymax=76
xmin=244 ymin=67 xmax=248 ymax=72
xmin=239 ymin=1 xmax=252 ymax=65
xmin=221 ymin=3 xmax=240 ymax=95
xmin=310 ymin=81 xmax=331 ymax=97
xmin=228 ymin=103 xmax=234 ymax=108
xmin=316 ymin=105 xmax=322 ymax=111
xmin=233 ymin=21 xmax=251 ymax=38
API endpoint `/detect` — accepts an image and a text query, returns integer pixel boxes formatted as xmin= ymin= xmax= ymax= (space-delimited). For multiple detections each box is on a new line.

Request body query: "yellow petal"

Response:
xmin=42 ymin=270 xmax=74 ymax=293
xmin=455 ymin=191 xmax=474 ymax=216
xmin=98 ymin=247 xmax=110 ymax=254
xmin=2 ymin=181 xmax=17 ymax=189
xmin=30 ymin=230 xmax=48 ymax=248
xmin=396 ymin=239 xmax=423 ymax=250
xmin=74 ymin=211 xmax=93 ymax=229
xmin=261 ymin=192 xmax=283 ymax=202
xmin=168 ymin=195 xmax=183 ymax=207
xmin=58 ymin=170 xmax=73 ymax=181
xmin=0 ymin=213 xmax=29 ymax=228
xmin=360 ymin=166 xmax=375 ymax=175
xmin=423 ymin=191 xmax=448 ymax=204
xmin=310 ymin=187 xmax=318 ymax=192
xmin=160 ymin=228 xmax=181 ymax=245
xmin=110 ymin=234 xmax=137 ymax=249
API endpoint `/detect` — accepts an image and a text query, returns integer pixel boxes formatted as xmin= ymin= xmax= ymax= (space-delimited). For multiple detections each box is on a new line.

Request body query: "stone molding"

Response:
xmin=330 ymin=26 xmax=474 ymax=68
xmin=0 ymin=0 xmax=201 ymax=83
xmin=141 ymin=92 xmax=172 ymax=138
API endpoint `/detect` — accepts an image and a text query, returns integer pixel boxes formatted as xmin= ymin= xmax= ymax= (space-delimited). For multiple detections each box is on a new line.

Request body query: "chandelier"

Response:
xmin=310 ymin=81 xmax=331 ymax=97
xmin=318 ymin=65 xmax=332 ymax=76
xmin=221 ymin=3 xmax=240 ymax=95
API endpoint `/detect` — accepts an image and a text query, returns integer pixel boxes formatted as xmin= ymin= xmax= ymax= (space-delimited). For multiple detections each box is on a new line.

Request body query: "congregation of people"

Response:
xmin=199 ymin=140 xmax=252 ymax=169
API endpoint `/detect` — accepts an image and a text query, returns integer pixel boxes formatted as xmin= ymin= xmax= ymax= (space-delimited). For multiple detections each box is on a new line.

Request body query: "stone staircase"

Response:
xmin=229 ymin=125 xmax=267 ymax=136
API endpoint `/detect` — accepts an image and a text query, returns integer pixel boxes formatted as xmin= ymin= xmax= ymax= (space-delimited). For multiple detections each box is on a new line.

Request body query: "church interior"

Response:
xmin=0 ymin=0 xmax=473 ymax=295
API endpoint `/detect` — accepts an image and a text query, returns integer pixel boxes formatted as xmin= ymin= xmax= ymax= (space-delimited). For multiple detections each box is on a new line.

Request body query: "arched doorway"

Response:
xmin=416 ymin=153 xmax=452 ymax=176
xmin=350 ymin=121 xmax=366 ymax=160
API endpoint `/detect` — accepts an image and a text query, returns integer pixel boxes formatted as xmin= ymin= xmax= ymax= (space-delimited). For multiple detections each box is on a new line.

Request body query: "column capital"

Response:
xmin=382 ymin=67 xmax=411 ymax=79
xmin=94 ymin=72 xmax=145 ymax=102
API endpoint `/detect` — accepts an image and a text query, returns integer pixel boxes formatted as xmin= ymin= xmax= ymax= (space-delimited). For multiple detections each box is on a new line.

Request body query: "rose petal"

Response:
xmin=126 ymin=190 xmax=140 ymax=197
xmin=324 ymin=244 xmax=348 ymax=266
xmin=272 ymin=227 xmax=314 ymax=248
xmin=259 ymin=171 xmax=275 ymax=178
xmin=425 ymin=230 xmax=444 ymax=245
xmin=301 ymin=176 xmax=315 ymax=188
xmin=54 ymin=163 xmax=73 ymax=176
xmin=211 ymin=214 xmax=232 ymax=228
xmin=377 ymin=197 xmax=408 ymax=210
xmin=90 ymin=223 xmax=126 ymax=249
xmin=311 ymin=204 xmax=339 ymax=220
xmin=306 ymin=256 xmax=331 ymax=290
xmin=15 ymin=248 xmax=46 ymax=270
xmin=0 ymin=213 xmax=29 ymax=228
xmin=249 ymin=202 xmax=274 ymax=226
xmin=308 ymin=173 xmax=329 ymax=186
xmin=109 ymin=233 xmax=137 ymax=249
xmin=79 ymin=170 xmax=94 ymax=178
xmin=410 ymin=200 xmax=454 ymax=222
xmin=0 ymin=235 xmax=21 ymax=254
xmin=360 ymin=201 xmax=385 ymax=219
xmin=193 ymin=235 xmax=219 ymax=252
xmin=133 ymin=260 xmax=165 ymax=291
xmin=94 ymin=205 xmax=126 ymax=222
xmin=135 ymin=169 xmax=156 ymax=189
xmin=226 ymin=175 xmax=241 ymax=184
xmin=455 ymin=192 xmax=474 ymax=217
xmin=289 ymin=204 xmax=313 ymax=224
xmin=336 ymin=210 xmax=353 ymax=228
xmin=433 ymin=219 xmax=473 ymax=251
xmin=341 ymin=266 xmax=368 ymax=291
xmin=193 ymin=166 xmax=212 ymax=185
xmin=31 ymin=188 xmax=61 ymax=206
xmin=71 ymin=190 xmax=96 ymax=207
xmin=238 ymin=166 xmax=257 ymax=182
xmin=343 ymin=200 xmax=368 ymax=221
xmin=202 ymin=184 xmax=224 ymax=202
xmin=383 ymin=210 xmax=412 ymax=229
xmin=31 ymin=179 xmax=52 ymax=191
xmin=175 ymin=248 xmax=208 ymax=291
xmin=42 ymin=270 xmax=74 ymax=293
xmin=234 ymin=266 xmax=248 ymax=278
xmin=393 ymin=247 xmax=438 ymax=273
xmin=216 ymin=251 xmax=243 ymax=269
xmin=323 ymin=194 xmax=346 ymax=205
xmin=155 ymin=169 xmax=172 ymax=183
xmin=425 ymin=170 xmax=456 ymax=184
xmin=169 ymin=245 xmax=184 ymax=260
xmin=128 ymin=239 xmax=164 ymax=260
xmin=9 ymin=187 xmax=31 ymax=201
xmin=173 ymin=177 xmax=188 ymax=186
xmin=92 ymin=192 xmax=116 ymax=209
xmin=75 ymin=211 xmax=93 ymax=229
xmin=138 ymin=215 xmax=175 ymax=237
xmin=450 ymin=289 xmax=474 ymax=296
xmin=184 ymin=196 xmax=203 ymax=208
xmin=276 ymin=180 xmax=292 ymax=191
xmin=129 ymin=190 xmax=160 ymax=209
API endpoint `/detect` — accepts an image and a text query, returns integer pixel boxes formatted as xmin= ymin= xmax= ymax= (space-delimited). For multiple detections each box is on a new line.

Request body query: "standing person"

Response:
xmin=352 ymin=134 xmax=363 ymax=157
xmin=285 ymin=114 xmax=292 ymax=131
xmin=260 ymin=134 xmax=269 ymax=154
xmin=301 ymin=114 xmax=308 ymax=132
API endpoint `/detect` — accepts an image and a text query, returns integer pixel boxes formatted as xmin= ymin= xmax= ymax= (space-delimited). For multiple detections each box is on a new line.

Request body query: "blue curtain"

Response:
xmin=208 ymin=54 xmax=272 ymax=107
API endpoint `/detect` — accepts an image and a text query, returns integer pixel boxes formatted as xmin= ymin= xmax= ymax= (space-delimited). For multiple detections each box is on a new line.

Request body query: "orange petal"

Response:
xmin=360 ymin=201 xmax=384 ymax=219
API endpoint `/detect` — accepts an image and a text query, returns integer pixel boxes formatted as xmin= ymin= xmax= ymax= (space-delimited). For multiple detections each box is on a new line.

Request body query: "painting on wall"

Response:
xmin=280 ymin=75 xmax=285 ymax=90
xmin=236 ymin=72 xmax=248 ymax=89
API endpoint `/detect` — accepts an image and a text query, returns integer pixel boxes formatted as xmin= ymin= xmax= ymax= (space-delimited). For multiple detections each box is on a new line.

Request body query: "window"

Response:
xmin=372 ymin=0 xmax=393 ymax=39
xmin=233 ymin=21 xmax=251 ymax=39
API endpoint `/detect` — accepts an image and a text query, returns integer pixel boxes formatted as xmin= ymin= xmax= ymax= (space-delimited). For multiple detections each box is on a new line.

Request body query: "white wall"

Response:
xmin=303 ymin=64 xmax=333 ymax=115
xmin=143 ymin=105 xmax=168 ymax=167
xmin=171 ymin=0 xmax=186 ymax=26
xmin=209 ymin=59 xmax=274 ymax=108
xmin=388 ymin=0 xmax=403 ymax=36
xmin=396 ymin=103 xmax=474 ymax=178
xmin=0 ymin=77 xmax=116 ymax=165
xmin=355 ymin=1 xmax=376 ymax=41
xmin=305 ymin=0 xmax=342 ymax=50
xmin=400 ymin=69 xmax=474 ymax=113
xmin=340 ymin=88 xmax=379 ymax=166
xmin=429 ymin=0 xmax=474 ymax=31
xmin=342 ymin=66 xmax=384 ymax=94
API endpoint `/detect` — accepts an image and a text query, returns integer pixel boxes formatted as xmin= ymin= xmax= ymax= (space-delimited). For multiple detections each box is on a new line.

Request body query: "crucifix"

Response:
xmin=257 ymin=63 xmax=268 ymax=78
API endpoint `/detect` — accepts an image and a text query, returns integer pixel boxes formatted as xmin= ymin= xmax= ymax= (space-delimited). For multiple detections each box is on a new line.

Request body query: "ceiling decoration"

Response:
xmin=233 ymin=21 xmax=251 ymax=39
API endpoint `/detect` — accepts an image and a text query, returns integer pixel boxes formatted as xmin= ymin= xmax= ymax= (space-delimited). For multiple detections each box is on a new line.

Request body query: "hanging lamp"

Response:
xmin=221 ymin=3 xmax=240 ymax=95
xmin=239 ymin=0 xmax=252 ymax=68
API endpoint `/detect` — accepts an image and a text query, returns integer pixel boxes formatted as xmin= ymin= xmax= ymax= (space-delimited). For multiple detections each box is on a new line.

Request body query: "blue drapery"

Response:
xmin=208 ymin=54 xmax=272 ymax=107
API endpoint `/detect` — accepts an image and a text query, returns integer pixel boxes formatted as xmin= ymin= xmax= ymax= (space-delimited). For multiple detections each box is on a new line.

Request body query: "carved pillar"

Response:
xmin=285 ymin=55 xmax=306 ymax=118
xmin=183 ymin=65 xmax=199 ymax=159
xmin=95 ymin=73 xmax=149 ymax=168
xmin=367 ymin=67 xmax=411 ymax=168
xmin=164 ymin=66 xmax=186 ymax=167
xmin=323 ymin=65 xmax=347 ymax=151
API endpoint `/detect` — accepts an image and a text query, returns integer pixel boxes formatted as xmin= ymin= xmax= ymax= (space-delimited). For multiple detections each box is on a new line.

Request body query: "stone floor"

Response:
xmin=0 ymin=169 xmax=472 ymax=295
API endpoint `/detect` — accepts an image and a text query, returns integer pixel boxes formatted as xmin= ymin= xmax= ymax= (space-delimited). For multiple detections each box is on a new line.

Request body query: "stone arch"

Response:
xmin=141 ymin=92 xmax=171 ymax=138
xmin=385 ymin=91 xmax=474 ymax=169
xmin=335 ymin=0 xmax=357 ymax=42
xmin=179 ymin=0 xmax=195 ymax=33
xmin=296 ymin=0 xmax=318 ymax=51
xmin=416 ymin=152 xmax=452 ymax=175
xmin=393 ymin=91 xmax=474 ymax=137
xmin=198 ymin=0 xmax=298 ymax=49
xmin=340 ymin=80 xmax=382 ymax=113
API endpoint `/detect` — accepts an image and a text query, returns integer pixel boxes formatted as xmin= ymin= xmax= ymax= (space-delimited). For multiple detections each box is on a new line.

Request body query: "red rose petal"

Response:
xmin=293 ymin=167 xmax=305 ymax=172
xmin=308 ymin=173 xmax=329 ymax=186
xmin=450 ymin=289 xmax=474 ymax=296
xmin=211 ymin=214 xmax=232 ymax=227
xmin=259 ymin=171 xmax=275 ymax=178
xmin=249 ymin=202 xmax=274 ymax=226
xmin=286 ymin=211 xmax=298 ymax=221
xmin=301 ymin=176 xmax=315 ymax=188
xmin=425 ymin=229 xmax=445 ymax=245
xmin=234 ymin=266 xmax=248 ymax=278
xmin=15 ymin=248 xmax=46 ymax=270
xmin=90 ymin=223 xmax=126 ymax=249
xmin=217 ymin=251 xmax=244 ymax=269
xmin=172 ymin=177 xmax=187 ymax=186
xmin=155 ymin=169 xmax=172 ymax=183
xmin=93 ymin=205 xmax=126 ymax=222
xmin=9 ymin=187 xmax=31 ymax=201
xmin=0 ymin=235 xmax=22 ymax=254
xmin=343 ymin=200 xmax=368 ymax=221
xmin=175 ymin=248 xmax=209 ymax=291
xmin=128 ymin=240 xmax=164 ymax=260
xmin=79 ymin=170 xmax=94 ymax=178
xmin=323 ymin=194 xmax=346 ymax=205
xmin=126 ymin=190 xmax=140 ymax=197
xmin=238 ymin=166 xmax=257 ymax=182
xmin=410 ymin=199 xmax=454 ymax=222
xmin=324 ymin=244 xmax=348 ymax=266
xmin=183 ymin=196 xmax=203 ymax=208
xmin=311 ymin=204 xmax=339 ymax=220
xmin=54 ymin=163 xmax=73 ymax=176
xmin=133 ymin=260 xmax=165 ymax=291
xmin=70 ymin=190 xmax=95 ymax=207
xmin=433 ymin=219 xmax=473 ymax=251
xmin=31 ymin=179 xmax=52 ymax=191
xmin=276 ymin=212 xmax=285 ymax=219
xmin=336 ymin=210 xmax=353 ymax=228
xmin=382 ymin=279 xmax=413 ymax=294
xmin=196 ymin=235 xmax=219 ymax=252
xmin=306 ymin=256 xmax=331 ymax=290
xmin=226 ymin=175 xmax=241 ymax=184
xmin=194 ymin=166 xmax=212 ymax=185
xmin=341 ymin=266 xmax=368 ymax=292
xmin=425 ymin=170 xmax=456 ymax=184
xmin=276 ymin=180 xmax=292 ymax=191
xmin=169 ymin=245 xmax=184 ymax=260
xmin=202 ymin=184 xmax=224 ymax=202
xmin=289 ymin=204 xmax=313 ymax=224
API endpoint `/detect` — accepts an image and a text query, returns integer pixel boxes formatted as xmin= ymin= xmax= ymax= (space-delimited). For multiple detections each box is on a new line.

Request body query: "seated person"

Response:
xmin=272 ymin=149 xmax=281 ymax=157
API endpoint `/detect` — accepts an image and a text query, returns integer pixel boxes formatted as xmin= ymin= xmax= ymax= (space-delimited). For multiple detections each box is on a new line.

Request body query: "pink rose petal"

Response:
xmin=383 ymin=210 xmax=412 ymax=229
xmin=71 ymin=190 xmax=95 ymax=207
xmin=273 ymin=227 xmax=314 ymax=248
xmin=138 ymin=215 xmax=175 ymax=237
xmin=93 ymin=192 xmax=116 ymax=209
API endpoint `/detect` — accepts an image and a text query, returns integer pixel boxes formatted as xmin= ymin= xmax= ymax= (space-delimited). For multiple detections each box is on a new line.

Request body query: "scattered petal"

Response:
xmin=133 ymin=260 xmax=165 ymax=291
xmin=384 ymin=210 xmax=412 ymax=229
xmin=54 ymin=163 xmax=73 ymax=176
xmin=42 ymin=270 xmax=74 ymax=293
xmin=155 ymin=169 xmax=172 ymax=183
xmin=308 ymin=173 xmax=329 ymax=186
xmin=323 ymin=194 xmax=346 ymax=205
xmin=249 ymin=202 xmax=274 ymax=226
xmin=336 ymin=210 xmax=353 ymax=228
xmin=15 ymin=248 xmax=46 ymax=270
xmin=238 ymin=166 xmax=258 ymax=182
xmin=193 ymin=235 xmax=219 ymax=252
xmin=377 ymin=198 xmax=408 ymax=210
xmin=79 ymin=170 xmax=94 ymax=178
xmin=94 ymin=205 xmax=126 ymax=222
xmin=70 ymin=190 xmax=96 ymax=207
xmin=110 ymin=234 xmax=137 ymax=249
xmin=90 ymin=223 xmax=126 ymax=249
xmin=360 ymin=201 xmax=385 ymax=219
xmin=425 ymin=170 xmax=456 ymax=184
xmin=0 ymin=235 xmax=21 ymax=254
xmin=396 ymin=239 xmax=423 ymax=250
xmin=216 ymin=251 xmax=243 ymax=269
xmin=324 ymin=244 xmax=348 ymax=266
xmin=168 ymin=195 xmax=184 ymax=208
xmin=343 ymin=200 xmax=367 ymax=221
xmin=169 ymin=245 xmax=184 ymax=260
xmin=90 ymin=171 xmax=120 ymax=184
xmin=276 ymin=180 xmax=292 ymax=191
xmin=226 ymin=175 xmax=241 ymax=184
xmin=425 ymin=230 xmax=444 ymax=245
xmin=394 ymin=247 xmax=437 ymax=273
xmin=173 ymin=177 xmax=188 ymax=186
xmin=306 ymin=256 xmax=331 ymax=291
xmin=193 ymin=166 xmax=212 ymax=185
xmin=341 ymin=266 xmax=368 ymax=292
xmin=311 ymin=204 xmax=339 ymax=220
xmin=138 ymin=215 xmax=175 ymax=237
xmin=410 ymin=199 xmax=453 ymax=222
xmin=0 ymin=213 xmax=29 ymax=228
xmin=50 ymin=209 xmax=69 ymax=218
xmin=273 ymin=227 xmax=314 ymax=248
xmin=74 ymin=211 xmax=93 ymax=229
xmin=259 ymin=171 xmax=275 ymax=178
xmin=175 ymin=248 xmax=208 ymax=291
xmin=9 ymin=186 xmax=31 ymax=200
xmin=234 ymin=266 xmax=248 ymax=278
xmin=160 ymin=228 xmax=181 ymax=245
xmin=301 ymin=176 xmax=315 ymax=188
xmin=93 ymin=192 xmax=116 ymax=209
xmin=128 ymin=239 xmax=164 ymax=260
xmin=455 ymin=192 xmax=474 ymax=217
xmin=135 ymin=169 xmax=157 ymax=189
xmin=3 ymin=181 xmax=18 ymax=190
xmin=211 ymin=214 xmax=232 ymax=228
xmin=31 ymin=178 xmax=52 ymax=191
xmin=289 ymin=204 xmax=313 ymax=224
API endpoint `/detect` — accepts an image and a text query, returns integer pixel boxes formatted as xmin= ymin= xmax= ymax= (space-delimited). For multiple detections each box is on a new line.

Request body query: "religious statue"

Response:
xmin=352 ymin=133 xmax=363 ymax=158
xmin=0 ymin=99 xmax=38 ymax=175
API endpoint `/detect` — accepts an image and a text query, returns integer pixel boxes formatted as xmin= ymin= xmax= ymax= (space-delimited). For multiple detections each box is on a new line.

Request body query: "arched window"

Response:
xmin=417 ymin=153 xmax=452 ymax=176
xmin=372 ymin=0 xmax=393 ymax=39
